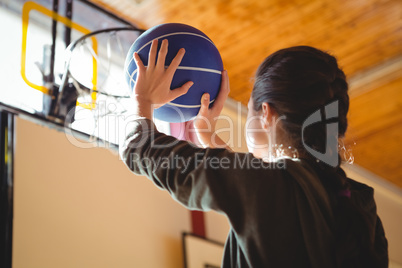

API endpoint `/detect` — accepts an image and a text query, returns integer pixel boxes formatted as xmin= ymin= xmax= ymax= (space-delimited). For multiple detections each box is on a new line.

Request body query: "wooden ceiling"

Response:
xmin=92 ymin=0 xmax=402 ymax=188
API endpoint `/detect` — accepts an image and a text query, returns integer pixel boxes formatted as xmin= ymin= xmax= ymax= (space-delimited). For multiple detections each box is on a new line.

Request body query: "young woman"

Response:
xmin=120 ymin=39 xmax=388 ymax=267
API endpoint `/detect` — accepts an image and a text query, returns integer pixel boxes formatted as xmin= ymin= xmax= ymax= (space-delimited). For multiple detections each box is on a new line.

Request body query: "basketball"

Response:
xmin=124 ymin=23 xmax=223 ymax=123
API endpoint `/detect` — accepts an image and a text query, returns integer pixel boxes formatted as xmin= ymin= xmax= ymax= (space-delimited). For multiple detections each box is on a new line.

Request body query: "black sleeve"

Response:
xmin=374 ymin=215 xmax=389 ymax=268
xmin=119 ymin=118 xmax=282 ymax=221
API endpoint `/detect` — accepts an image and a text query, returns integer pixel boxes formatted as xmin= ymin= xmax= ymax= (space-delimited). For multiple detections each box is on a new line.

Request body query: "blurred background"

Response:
xmin=1 ymin=0 xmax=401 ymax=267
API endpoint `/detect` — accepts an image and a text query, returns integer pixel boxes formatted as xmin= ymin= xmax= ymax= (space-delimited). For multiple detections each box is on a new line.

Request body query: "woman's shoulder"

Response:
xmin=347 ymin=177 xmax=377 ymax=214
xmin=347 ymin=177 xmax=374 ymax=195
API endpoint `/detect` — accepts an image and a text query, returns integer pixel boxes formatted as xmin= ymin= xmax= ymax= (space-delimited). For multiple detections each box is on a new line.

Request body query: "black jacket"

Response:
xmin=120 ymin=118 xmax=388 ymax=267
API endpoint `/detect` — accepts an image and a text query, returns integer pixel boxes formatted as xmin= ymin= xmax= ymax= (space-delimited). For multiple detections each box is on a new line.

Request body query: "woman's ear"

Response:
xmin=261 ymin=102 xmax=271 ymax=129
xmin=261 ymin=102 xmax=270 ymax=129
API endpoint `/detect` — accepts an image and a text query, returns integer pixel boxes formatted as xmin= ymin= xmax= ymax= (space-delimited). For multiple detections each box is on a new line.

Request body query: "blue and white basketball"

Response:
xmin=124 ymin=23 xmax=223 ymax=123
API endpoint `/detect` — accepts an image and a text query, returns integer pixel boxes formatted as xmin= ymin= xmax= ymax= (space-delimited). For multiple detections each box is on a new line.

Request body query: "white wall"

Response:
xmin=13 ymin=117 xmax=192 ymax=268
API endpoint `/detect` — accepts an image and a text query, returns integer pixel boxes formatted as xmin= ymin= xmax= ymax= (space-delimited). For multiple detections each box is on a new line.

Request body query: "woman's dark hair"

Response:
xmin=251 ymin=46 xmax=381 ymax=267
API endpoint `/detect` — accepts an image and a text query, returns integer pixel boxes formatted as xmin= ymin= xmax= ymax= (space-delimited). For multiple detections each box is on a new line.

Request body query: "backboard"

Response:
xmin=0 ymin=0 xmax=168 ymax=149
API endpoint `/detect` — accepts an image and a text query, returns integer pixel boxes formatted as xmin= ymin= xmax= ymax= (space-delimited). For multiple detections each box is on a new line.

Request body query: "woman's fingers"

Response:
xmin=199 ymin=93 xmax=210 ymax=116
xmin=157 ymin=39 xmax=168 ymax=69
xmin=148 ymin=39 xmax=158 ymax=68
xmin=133 ymin=52 xmax=146 ymax=73
xmin=167 ymin=48 xmax=185 ymax=76
xmin=211 ymin=70 xmax=230 ymax=112
xmin=148 ymin=38 xmax=183 ymax=76
xmin=169 ymin=81 xmax=194 ymax=101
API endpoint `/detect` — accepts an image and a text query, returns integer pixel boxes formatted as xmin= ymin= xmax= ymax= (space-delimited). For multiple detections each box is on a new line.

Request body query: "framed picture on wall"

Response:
xmin=182 ymin=232 xmax=225 ymax=268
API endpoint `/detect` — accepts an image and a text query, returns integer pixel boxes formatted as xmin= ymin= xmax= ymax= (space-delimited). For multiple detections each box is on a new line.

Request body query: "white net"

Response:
xmin=60 ymin=28 xmax=142 ymax=146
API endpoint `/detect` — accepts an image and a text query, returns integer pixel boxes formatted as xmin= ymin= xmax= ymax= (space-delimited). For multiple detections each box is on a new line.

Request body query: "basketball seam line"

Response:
xmin=128 ymin=65 xmax=222 ymax=81
xmin=177 ymin=66 xmax=221 ymax=74
xmin=126 ymin=32 xmax=218 ymax=73
xmin=137 ymin=32 xmax=215 ymax=53
xmin=164 ymin=99 xmax=215 ymax=108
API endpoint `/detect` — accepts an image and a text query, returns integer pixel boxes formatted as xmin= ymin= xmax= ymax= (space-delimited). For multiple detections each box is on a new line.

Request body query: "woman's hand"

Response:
xmin=132 ymin=39 xmax=194 ymax=118
xmin=193 ymin=70 xmax=231 ymax=150
xmin=194 ymin=70 xmax=230 ymax=132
